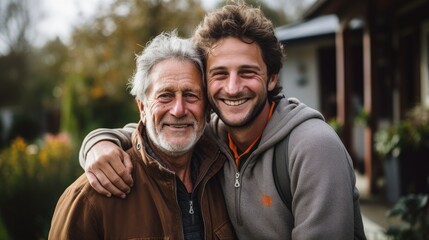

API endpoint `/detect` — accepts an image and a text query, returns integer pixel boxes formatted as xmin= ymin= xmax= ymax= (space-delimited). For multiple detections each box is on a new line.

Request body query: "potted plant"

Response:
xmin=374 ymin=105 xmax=429 ymax=203
xmin=385 ymin=194 xmax=429 ymax=240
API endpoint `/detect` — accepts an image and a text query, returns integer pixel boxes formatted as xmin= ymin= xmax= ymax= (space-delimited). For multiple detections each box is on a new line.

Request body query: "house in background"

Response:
xmin=275 ymin=0 xmax=429 ymax=195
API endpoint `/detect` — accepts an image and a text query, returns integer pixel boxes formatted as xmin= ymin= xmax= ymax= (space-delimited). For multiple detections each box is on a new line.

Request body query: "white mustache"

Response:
xmin=162 ymin=120 xmax=195 ymax=127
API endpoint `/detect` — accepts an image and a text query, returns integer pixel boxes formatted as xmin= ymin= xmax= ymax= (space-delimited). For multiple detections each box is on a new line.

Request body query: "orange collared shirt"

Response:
xmin=228 ymin=101 xmax=276 ymax=169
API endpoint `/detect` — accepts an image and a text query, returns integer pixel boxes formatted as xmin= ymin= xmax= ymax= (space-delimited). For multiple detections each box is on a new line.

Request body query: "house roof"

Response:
xmin=302 ymin=0 xmax=345 ymax=19
xmin=275 ymin=14 xmax=339 ymax=42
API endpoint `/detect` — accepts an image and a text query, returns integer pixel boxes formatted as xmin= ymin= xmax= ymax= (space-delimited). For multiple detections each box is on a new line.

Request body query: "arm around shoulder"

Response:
xmin=79 ymin=123 xmax=137 ymax=168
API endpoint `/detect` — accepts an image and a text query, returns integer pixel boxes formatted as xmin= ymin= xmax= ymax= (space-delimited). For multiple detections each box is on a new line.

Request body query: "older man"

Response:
xmin=48 ymin=31 xmax=235 ymax=240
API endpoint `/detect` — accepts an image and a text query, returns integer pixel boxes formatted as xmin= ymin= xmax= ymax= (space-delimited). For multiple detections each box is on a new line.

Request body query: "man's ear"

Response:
xmin=136 ymin=99 xmax=146 ymax=125
xmin=268 ymin=74 xmax=279 ymax=91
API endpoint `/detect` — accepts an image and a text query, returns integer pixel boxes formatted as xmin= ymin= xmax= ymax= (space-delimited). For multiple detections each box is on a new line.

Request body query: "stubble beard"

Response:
xmin=210 ymin=94 xmax=268 ymax=129
xmin=145 ymin=120 xmax=205 ymax=157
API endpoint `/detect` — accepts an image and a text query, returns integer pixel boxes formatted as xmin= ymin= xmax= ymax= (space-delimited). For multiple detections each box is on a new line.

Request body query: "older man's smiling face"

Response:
xmin=137 ymin=59 xmax=206 ymax=156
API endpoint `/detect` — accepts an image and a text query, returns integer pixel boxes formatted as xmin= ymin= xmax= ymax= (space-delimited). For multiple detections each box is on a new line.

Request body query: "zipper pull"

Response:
xmin=234 ymin=172 xmax=240 ymax=188
xmin=189 ymin=200 xmax=194 ymax=214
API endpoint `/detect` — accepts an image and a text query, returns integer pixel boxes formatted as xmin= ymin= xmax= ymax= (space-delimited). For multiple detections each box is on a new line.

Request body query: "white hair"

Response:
xmin=129 ymin=30 xmax=204 ymax=102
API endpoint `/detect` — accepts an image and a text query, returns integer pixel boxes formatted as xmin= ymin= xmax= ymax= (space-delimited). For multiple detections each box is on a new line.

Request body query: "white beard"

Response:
xmin=145 ymin=119 xmax=205 ymax=157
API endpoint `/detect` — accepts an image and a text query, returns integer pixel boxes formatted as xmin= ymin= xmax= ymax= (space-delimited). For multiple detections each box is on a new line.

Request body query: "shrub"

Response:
xmin=0 ymin=133 xmax=82 ymax=239
xmin=375 ymin=105 xmax=429 ymax=197
xmin=375 ymin=105 xmax=429 ymax=159
xmin=386 ymin=194 xmax=429 ymax=240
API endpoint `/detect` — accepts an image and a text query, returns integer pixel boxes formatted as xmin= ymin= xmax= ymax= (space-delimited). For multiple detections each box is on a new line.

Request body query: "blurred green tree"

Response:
xmin=0 ymin=0 xmax=41 ymax=144
xmin=60 ymin=0 xmax=206 ymax=140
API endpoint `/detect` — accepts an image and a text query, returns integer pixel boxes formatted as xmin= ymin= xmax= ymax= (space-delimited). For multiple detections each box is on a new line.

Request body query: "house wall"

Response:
xmin=279 ymin=39 xmax=333 ymax=111
xmin=280 ymin=44 xmax=320 ymax=110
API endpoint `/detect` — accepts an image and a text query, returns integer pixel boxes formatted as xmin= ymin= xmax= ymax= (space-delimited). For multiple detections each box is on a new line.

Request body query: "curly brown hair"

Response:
xmin=193 ymin=2 xmax=284 ymax=99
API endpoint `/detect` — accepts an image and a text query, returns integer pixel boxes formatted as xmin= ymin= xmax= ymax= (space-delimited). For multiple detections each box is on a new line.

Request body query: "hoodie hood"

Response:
xmin=256 ymin=97 xmax=325 ymax=153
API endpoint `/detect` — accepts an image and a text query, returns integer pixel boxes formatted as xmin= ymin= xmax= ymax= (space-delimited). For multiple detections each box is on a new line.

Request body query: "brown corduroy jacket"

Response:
xmin=49 ymin=122 xmax=236 ymax=240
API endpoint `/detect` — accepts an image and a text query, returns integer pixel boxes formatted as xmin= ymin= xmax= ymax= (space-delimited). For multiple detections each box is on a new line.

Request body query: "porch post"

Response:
xmin=363 ymin=20 xmax=375 ymax=193
xmin=335 ymin=20 xmax=353 ymax=156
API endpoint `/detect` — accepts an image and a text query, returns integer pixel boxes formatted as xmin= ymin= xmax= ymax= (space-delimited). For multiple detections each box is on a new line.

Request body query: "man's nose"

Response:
xmin=170 ymin=97 xmax=186 ymax=118
xmin=224 ymin=73 xmax=241 ymax=95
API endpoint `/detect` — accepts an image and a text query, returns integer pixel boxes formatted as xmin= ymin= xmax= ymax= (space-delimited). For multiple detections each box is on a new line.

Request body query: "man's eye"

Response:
xmin=240 ymin=71 xmax=257 ymax=78
xmin=184 ymin=93 xmax=199 ymax=102
xmin=158 ymin=94 xmax=173 ymax=101
xmin=211 ymin=72 xmax=228 ymax=79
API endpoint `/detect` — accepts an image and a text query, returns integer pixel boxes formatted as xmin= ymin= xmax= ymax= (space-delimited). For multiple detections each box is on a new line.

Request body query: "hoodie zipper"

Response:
xmin=234 ymin=172 xmax=241 ymax=188
xmin=234 ymin=171 xmax=243 ymax=225
xmin=232 ymin=153 xmax=260 ymax=226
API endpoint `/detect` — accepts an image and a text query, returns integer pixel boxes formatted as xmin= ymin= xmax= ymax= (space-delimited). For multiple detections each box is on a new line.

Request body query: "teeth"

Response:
xmin=224 ymin=99 xmax=246 ymax=106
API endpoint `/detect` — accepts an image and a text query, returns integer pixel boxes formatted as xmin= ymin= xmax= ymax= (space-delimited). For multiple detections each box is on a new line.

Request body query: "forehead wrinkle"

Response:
xmin=183 ymin=85 xmax=203 ymax=95
xmin=153 ymin=81 xmax=202 ymax=94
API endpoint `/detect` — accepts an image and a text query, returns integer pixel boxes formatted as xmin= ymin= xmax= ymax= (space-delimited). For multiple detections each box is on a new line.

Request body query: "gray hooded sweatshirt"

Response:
xmin=79 ymin=97 xmax=366 ymax=240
